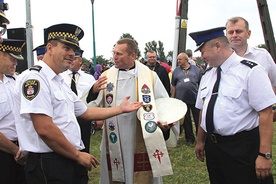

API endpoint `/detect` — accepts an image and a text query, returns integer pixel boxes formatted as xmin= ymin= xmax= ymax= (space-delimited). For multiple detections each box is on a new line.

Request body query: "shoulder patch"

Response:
xmin=240 ymin=60 xmax=257 ymax=68
xmin=29 ymin=65 xmax=42 ymax=72
xmin=203 ymin=66 xmax=213 ymax=75
xmin=5 ymin=74 xmax=15 ymax=80
xmin=22 ymin=79 xmax=40 ymax=101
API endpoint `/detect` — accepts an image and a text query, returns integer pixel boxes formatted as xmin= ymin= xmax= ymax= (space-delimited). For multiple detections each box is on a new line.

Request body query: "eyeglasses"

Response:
xmin=0 ymin=25 xmax=7 ymax=36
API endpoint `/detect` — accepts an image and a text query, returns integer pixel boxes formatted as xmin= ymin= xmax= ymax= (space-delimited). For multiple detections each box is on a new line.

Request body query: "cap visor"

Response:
xmin=9 ymin=53 xmax=24 ymax=60
xmin=194 ymin=42 xmax=205 ymax=52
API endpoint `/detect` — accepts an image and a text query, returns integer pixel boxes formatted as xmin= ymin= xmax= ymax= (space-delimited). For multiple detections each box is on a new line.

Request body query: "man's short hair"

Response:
xmin=116 ymin=38 xmax=138 ymax=55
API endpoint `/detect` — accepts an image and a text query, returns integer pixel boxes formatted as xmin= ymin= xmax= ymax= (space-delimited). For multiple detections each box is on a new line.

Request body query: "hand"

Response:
xmin=14 ymin=150 xmax=28 ymax=165
xmin=76 ymin=151 xmax=99 ymax=171
xmin=195 ymin=141 xmax=205 ymax=162
xmin=119 ymin=96 xmax=143 ymax=113
xmin=255 ymin=156 xmax=272 ymax=179
xmin=92 ymin=76 xmax=107 ymax=93
xmin=157 ymin=121 xmax=175 ymax=132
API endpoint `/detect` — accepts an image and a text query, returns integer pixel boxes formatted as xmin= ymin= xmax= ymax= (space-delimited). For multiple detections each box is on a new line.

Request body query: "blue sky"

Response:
xmin=5 ymin=0 xmax=276 ymax=60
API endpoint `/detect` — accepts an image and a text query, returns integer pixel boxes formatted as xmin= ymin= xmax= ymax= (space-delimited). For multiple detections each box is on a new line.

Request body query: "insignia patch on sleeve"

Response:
xmin=22 ymin=79 xmax=40 ymax=101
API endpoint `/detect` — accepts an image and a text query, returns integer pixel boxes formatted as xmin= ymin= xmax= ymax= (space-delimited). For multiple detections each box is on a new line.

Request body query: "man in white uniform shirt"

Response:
xmin=61 ymin=49 xmax=97 ymax=184
xmin=190 ymin=27 xmax=276 ymax=184
xmin=226 ymin=16 xmax=276 ymax=93
xmin=0 ymin=39 xmax=27 ymax=184
xmin=13 ymin=23 xmax=142 ymax=184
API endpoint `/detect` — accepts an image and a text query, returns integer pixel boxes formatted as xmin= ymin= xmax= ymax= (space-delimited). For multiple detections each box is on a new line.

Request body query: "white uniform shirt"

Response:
xmin=196 ymin=52 xmax=276 ymax=136
xmin=243 ymin=46 xmax=276 ymax=87
xmin=0 ymin=75 xmax=17 ymax=141
xmin=60 ymin=69 xmax=96 ymax=99
xmin=14 ymin=61 xmax=87 ymax=153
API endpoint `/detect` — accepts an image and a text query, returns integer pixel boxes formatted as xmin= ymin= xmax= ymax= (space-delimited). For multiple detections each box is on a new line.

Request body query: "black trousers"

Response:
xmin=0 ymin=150 xmax=26 ymax=184
xmin=77 ymin=117 xmax=92 ymax=184
xmin=205 ymin=127 xmax=273 ymax=184
xmin=25 ymin=152 xmax=88 ymax=184
xmin=183 ymin=103 xmax=200 ymax=143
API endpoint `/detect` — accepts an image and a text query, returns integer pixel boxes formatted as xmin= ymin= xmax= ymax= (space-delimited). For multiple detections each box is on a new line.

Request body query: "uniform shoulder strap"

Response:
xmin=29 ymin=65 xmax=42 ymax=72
xmin=240 ymin=60 xmax=257 ymax=68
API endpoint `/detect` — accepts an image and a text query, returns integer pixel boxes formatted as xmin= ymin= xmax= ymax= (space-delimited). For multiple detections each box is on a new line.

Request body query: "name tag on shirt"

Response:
xmin=184 ymin=78 xmax=190 ymax=82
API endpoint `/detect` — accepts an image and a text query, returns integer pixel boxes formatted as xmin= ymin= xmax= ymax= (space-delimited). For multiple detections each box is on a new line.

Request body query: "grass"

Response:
xmin=88 ymin=124 xmax=276 ymax=184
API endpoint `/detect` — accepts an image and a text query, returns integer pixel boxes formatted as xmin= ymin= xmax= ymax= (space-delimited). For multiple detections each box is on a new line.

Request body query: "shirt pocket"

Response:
xmin=200 ymin=87 xmax=209 ymax=105
xmin=220 ymin=86 xmax=242 ymax=111
xmin=0 ymin=94 xmax=11 ymax=120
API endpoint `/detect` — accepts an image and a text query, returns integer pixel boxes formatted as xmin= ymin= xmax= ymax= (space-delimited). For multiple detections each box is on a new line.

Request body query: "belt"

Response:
xmin=107 ymin=153 xmax=152 ymax=172
xmin=208 ymin=127 xmax=259 ymax=143
xmin=28 ymin=152 xmax=63 ymax=159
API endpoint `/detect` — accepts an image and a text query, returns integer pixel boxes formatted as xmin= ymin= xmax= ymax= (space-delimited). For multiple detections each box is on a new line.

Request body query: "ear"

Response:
xmin=247 ymin=30 xmax=251 ymax=39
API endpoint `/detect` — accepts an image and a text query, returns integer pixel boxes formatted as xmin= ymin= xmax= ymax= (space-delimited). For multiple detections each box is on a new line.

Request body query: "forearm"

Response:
xmin=197 ymin=110 xmax=206 ymax=143
xmin=86 ymin=85 xmax=99 ymax=103
xmin=0 ymin=132 xmax=18 ymax=155
xmin=81 ymin=106 xmax=123 ymax=121
xmin=171 ymin=86 xmax=176 ymax=98
xmin=258 ymin=106 xmax=274 ymax=153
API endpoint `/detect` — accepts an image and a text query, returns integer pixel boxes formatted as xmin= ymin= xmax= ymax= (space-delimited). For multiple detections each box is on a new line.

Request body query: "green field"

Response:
xmin=88 ymin=125 xmax=276 ymax=184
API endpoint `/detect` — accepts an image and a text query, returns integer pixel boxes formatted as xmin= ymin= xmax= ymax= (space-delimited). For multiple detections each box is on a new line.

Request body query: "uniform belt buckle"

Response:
xmin=211 ymin=134 xmax=217 ymax=143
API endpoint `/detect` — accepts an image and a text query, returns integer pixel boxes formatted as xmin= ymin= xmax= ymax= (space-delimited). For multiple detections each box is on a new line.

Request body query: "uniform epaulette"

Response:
xmin=203 ymin=66 xmax=213 ymax=75
xmin=240 ymin=60 xmax=257 ymax=68
xmin=29 ymin=65 xmax=42 ymax=72
xmin=5 ymin=74 xmax=15 ymax=80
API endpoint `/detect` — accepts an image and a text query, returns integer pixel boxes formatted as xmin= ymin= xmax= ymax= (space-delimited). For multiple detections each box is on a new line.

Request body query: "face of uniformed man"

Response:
xmin=225 ymin=19 xmax=251 ymax=50
xmin=70 ymin=56 xmax=82 ymax=72
xmin=47 ymin=41 xmax=76 ymax=74
xmin=0 ymin=51 xmax=17 ymax=76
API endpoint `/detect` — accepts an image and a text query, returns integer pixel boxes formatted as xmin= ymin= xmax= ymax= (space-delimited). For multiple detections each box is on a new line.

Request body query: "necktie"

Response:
xmin=206 ymin=67 xmax=221 ymax=134
xmin=71 ymin=72 xmax=78 ymax=95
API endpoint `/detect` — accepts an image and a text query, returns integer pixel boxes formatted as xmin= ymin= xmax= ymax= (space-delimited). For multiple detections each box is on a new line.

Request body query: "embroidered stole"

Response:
xmin=104 ymin=63 xmax=172 ymax=183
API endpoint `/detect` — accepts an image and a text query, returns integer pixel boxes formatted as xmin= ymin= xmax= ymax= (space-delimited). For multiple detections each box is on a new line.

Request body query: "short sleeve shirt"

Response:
xmin=0 ymin=75 xmax=17 ymax=141
xmin=14 ymin=61 xmax=87 ymax=152
xmin=196 ymin=52 xmax=276 ymax=135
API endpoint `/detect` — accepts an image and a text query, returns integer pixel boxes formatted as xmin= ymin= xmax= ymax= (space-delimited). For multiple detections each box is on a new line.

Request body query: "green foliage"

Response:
xmin=120 ymin=33 xmax=141 ymax=58
xmin=144 ymin=40 xmax=166 ymax=62
xmin=90 ymin=55 xmax=109 ymax=66
xmin=257 ymin=44 xmax=268 ymax=50
xmin=88 ymin=124 xmax=276 ymax=184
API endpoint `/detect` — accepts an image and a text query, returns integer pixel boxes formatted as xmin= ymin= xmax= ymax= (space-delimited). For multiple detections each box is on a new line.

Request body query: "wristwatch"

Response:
xmin=258 ymin=152 xmax=272 ymax=159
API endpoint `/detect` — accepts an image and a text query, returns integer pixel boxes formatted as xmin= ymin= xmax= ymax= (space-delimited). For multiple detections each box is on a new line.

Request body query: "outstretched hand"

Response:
xmin=120 ymin=96 xmax=143 ymax=113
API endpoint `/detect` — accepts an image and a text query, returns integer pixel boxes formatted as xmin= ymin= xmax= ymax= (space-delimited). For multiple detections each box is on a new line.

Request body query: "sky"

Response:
xmin=4 ymin=0 xmax=276 ymax=61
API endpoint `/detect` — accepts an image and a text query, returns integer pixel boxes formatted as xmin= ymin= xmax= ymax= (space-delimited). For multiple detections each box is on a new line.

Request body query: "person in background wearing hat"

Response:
xmin=60 ymin=49 xmax=98 ymax=183
xmin=32 ymin=44 xmax=46 ymax=62
xmin=171 ymin=52 xmax=201 ymax=145
xmin=13 ymin=23 xmax=143 ymax=184
xmin=0 ymin=0 xmax=9 ymax=43
xmin=0 ymin=39 xmax=27 ymax=184
xmin=87 ymin=38 xmax=174 ymax=184
xmin=190 ymin=27 xmax=276 ymax=184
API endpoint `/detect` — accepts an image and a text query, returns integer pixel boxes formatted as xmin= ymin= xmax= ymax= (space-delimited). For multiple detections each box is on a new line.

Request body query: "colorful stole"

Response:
xmin=104 ymin=63 xmax=173 ymax=183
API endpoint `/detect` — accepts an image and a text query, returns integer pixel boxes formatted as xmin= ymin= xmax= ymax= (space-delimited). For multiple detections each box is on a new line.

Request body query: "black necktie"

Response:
xmin=71 ymin=72 xmax=78 ymax=95
xmin=206 ymin=67 xmax=221 ymax=134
